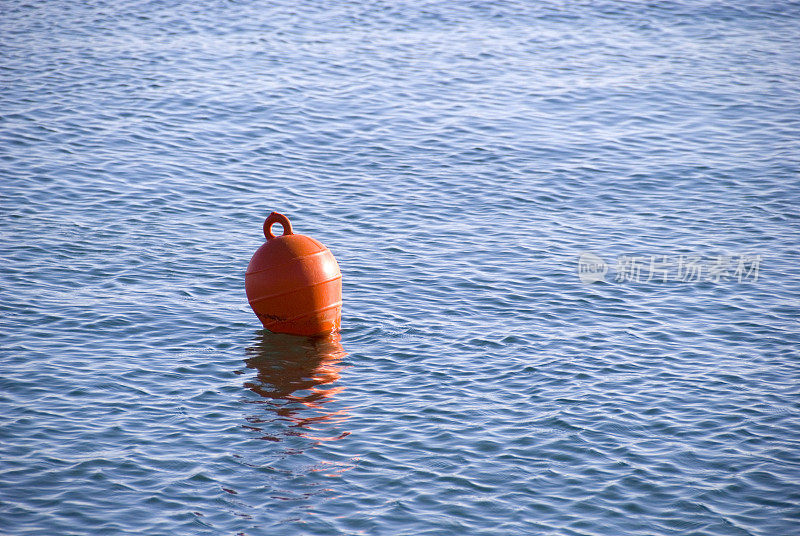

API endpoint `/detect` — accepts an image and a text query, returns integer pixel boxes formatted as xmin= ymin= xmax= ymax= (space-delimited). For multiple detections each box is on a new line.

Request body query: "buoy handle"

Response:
xmin=264 ymin=212 xmax=293 ymax=240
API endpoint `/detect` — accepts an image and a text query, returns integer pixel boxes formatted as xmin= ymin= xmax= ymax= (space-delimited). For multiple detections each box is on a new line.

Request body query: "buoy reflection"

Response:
xmin=242 ymin=331 xmax=349 ymax=443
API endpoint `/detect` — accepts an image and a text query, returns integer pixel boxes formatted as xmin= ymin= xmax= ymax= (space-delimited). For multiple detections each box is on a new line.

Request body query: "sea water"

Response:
xmin=1 ymin=1 xmax=799 ymax=534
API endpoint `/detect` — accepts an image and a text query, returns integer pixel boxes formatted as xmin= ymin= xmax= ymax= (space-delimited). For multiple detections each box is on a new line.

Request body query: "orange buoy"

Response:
xmin=245 ymin=212 xmax=342 ymax=336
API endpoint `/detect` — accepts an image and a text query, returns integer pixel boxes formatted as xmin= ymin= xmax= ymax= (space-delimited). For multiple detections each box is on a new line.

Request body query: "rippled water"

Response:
xmin=2 ymin=1 xmax=800 ymax=534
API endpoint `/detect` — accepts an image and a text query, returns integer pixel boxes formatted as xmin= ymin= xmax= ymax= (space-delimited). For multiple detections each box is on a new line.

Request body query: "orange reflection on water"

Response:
xmin=242 ymin=331 xmax=349 ymax=444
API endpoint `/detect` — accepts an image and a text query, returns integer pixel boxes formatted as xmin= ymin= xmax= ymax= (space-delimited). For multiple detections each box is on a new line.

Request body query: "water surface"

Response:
xmin=2 ymin=1 xmax=800 ymax=534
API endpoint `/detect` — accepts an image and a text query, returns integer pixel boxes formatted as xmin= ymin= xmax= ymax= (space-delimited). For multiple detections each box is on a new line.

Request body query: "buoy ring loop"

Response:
xmin=264 ymin=212 xmax=293 ymax=240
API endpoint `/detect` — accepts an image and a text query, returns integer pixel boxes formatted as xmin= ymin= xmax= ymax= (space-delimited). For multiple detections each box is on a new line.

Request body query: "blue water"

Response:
xmin=2 ymin=1 xmax=800 ymax=534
